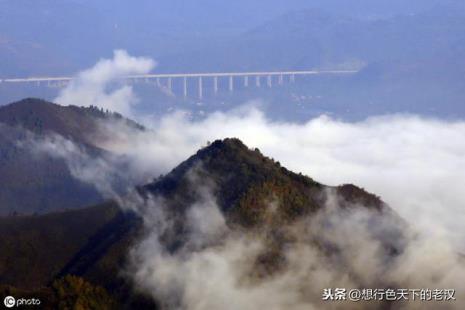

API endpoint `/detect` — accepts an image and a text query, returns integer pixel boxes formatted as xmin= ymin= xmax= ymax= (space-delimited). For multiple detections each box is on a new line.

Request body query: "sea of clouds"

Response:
xmin=34 ymin=50 xmax=465 ymax=309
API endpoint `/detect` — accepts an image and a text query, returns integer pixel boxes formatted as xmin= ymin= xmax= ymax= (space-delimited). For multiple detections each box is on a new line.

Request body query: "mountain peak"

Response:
xmin=196 ymin=138 xmax=250 ymax=158
xmin=142 ymin=137 xmax=387 ymax=228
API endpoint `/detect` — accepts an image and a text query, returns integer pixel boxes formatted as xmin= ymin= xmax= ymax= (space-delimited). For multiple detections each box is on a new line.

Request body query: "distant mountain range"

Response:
xmin=1 ymin=0 xmax=465 ymax=77
xmin=2 ymin=2 xmax=465 ymax=120
xmin=158 ymin=5 xmax=465 ymax=74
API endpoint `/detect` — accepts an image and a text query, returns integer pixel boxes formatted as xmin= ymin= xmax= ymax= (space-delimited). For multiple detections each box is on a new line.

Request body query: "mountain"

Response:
xmin=0 ymin=137 xmax=406 ymax=308
xmin=154 ymin=5 xmax=465 ymax=119
xmin=0 ymin=98 xmax=142 ymax=144
xmin=0 ymin=98 xmax=143 ymax=215
xmin=0 ymin=203 xmax=139 ymax=309
xmin=159 ymin=5 xmax=465 ymax=73
xmin=1 ymin=0 xmax=463 ymax=77
xmin=142 ymin=138 xmax=387 ymax=224
xmin=0 ymin=0 xmax=309 ymax=77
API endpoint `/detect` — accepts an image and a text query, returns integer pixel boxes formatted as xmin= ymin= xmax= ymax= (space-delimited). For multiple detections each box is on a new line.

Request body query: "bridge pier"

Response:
xmin=156 ymin=77 xmax=161 ymax=87
xmin=290 ymin=74 xmax=295 ymax=83
xmin=255 ymin=76 xmax=261 ymax=88
xmin=244 ymin=76 xmax=249 ymax=87
xmin=279 ymin=74 xmax=284 ymax=85
xmin=213 ymin=76 xmax=218 ymax=95
xmin=267 ymin=75 xmax=272 ymax=88
xmin=183 ymin=77 xmax=188 ymax=98
xmin=229 ymin=76 xmax=234 ymax=92
xmin=167 ymin=77 xmax=172 ymax=92
xmin=198 ymin=77 xmax=203 ymax=100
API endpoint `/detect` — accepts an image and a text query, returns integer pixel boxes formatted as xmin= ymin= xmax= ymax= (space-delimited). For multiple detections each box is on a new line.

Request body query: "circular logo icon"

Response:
xmin=4 ymin=296 xmax=15 ymax=308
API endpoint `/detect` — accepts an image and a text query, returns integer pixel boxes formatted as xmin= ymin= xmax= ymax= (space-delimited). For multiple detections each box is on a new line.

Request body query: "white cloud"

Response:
xmin=95 ymin=107 xmax=465 ymax=250
xmin=55 ymin=50 xmax=155 ymax=117
xmin=99 ymin=103 xmax=464 ymax=309
xmin=22 ymin=133 xmax=130 ymax=199
xmin=127 ymin=179 xmax=465 ymax=310
xmin=28 ymin=50 xmax=465 ymax=307
xmin=27 ymin=97 xmax=465 ymax=251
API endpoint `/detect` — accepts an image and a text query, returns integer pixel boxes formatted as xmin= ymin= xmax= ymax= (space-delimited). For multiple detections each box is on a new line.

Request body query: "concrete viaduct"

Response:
xmin=0 ymin=70 xmax=357 ymax=99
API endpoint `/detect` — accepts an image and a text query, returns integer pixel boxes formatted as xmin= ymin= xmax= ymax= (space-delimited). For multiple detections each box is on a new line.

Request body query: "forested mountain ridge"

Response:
xmin=0 ymin=137 xmax=406 ymax=308
xmin=0 ymin=98 xmax=143 ymax=215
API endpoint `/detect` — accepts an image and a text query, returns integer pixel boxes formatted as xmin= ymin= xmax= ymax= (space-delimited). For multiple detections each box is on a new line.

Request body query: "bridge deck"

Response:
xmin=0 ymin=70 xmax=357 ymax=83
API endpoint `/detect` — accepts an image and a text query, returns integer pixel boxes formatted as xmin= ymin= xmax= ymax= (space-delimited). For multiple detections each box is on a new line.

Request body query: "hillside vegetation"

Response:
xmin=0 ymin=137 xmax=405 ymax=308
xmin=0 ymin=98 xmax=143 ymax=215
